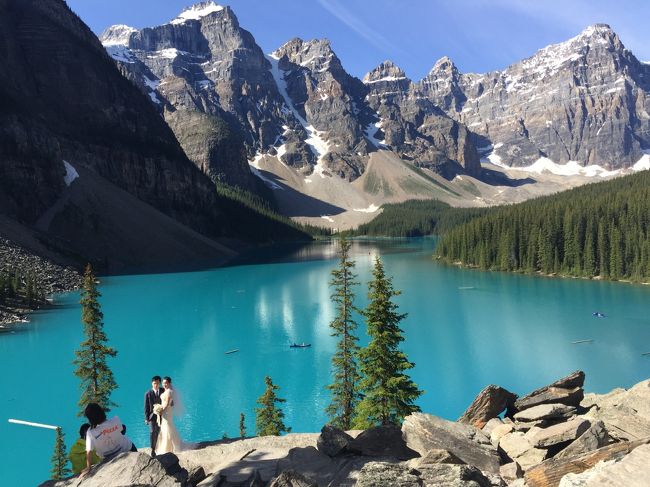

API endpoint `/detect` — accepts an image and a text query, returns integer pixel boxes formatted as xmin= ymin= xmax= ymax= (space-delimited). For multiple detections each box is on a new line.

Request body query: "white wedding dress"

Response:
xmin=155 ymin=389 xmax=182 ymax=454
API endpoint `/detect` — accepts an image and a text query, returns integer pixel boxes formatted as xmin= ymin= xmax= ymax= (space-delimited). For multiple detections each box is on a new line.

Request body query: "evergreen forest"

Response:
xmin=351 ymin=200 xmax=490 ymax=237
xmin=435 ymin=171 xmax=650 ymax=281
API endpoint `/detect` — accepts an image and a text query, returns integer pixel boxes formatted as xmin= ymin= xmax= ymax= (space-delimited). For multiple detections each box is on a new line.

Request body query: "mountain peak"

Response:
xmin=363 ymin=60 xmax=408 ymax=83
xmin=428 ymin=56 xmax=458 ymax=76
xmin=170 ymin=1 xmax=224 ymax=25
xmin=273 ymin=38 xmax=338 ymax=72
xmin=100 ymin=24 xmax=137 ymax=46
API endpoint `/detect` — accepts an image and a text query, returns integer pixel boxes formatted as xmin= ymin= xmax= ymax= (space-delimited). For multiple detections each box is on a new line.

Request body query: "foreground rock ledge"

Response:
xmin=39 ymin=375 xmax=650 ymax=487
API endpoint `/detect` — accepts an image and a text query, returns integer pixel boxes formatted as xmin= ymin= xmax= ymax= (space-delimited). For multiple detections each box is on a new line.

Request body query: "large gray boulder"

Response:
xmin=354 ymin=462 xmax=421 ymax=487
xmin=38 ymin=452 xmax=182 ymax=487
xmin=515 ymin=371 xmax=585 ymax=411
xmin=514 ymin=404 xmax=576 ymax=423
xmin=498 ymin=432 xmax=547 ymax=471
xmin=527 ymin=418 xmax=591 ymax=448
xmin=582 ymin=378 xmax=650 ymax=441
xmin=408 ymin=448 xmax=465 ymax=468
xmin=269 ymin=470 xmax=317 ymax=487
xmin=402 ymin=413 xmax=501 ymax=474
xmin=317 ymin=425 xmax=354 ymax=457
xmin=354 ymin=461 xmax=493 ymax=487
xmin=554 ymin=421 xmax=609 ymax=460
xmin=524 ymin=439 xmax=650 ymax=487
xmin=349 ymin=425 xmax=419 ymax=460
xmin=559 ymin=443 xmax=650 ymax=487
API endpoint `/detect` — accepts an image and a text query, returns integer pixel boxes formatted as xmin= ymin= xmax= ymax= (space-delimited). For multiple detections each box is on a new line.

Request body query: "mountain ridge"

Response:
xmin=98 ymin=3 xmax=650 ymax=230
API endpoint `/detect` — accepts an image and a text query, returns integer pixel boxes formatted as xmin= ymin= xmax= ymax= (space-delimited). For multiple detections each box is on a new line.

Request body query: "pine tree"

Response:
xmin=239 ymin=412 xmax=246 ymax=438
xmin=73 ymin=264 xmax=118 ymax=415
xmin=255 ymin=376 xmax=291 ymax=436
xmin=354 ymin=257 xmax=422 ymax=428
xmin=325 ymin=235 xmax=361 ymax=430
xmin=50 ymin=427 xmax=71 ymax=480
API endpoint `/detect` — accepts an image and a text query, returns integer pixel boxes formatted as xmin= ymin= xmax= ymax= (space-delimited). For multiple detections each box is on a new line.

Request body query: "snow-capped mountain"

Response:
xmin=100 ymin=3 xmax=650 ymax=222
xmin=100 ymin=1 xmax=480 ymax=190
xmin=419 ymin=24 xmax=650 ymax=169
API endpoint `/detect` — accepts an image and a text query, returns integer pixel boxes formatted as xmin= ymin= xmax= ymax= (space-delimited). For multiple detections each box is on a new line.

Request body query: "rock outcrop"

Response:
xmin=402 ymin=412 xmax=501 ymax=474
xmin=40 ymin=374 xmax=650 ymax=486
xmin=459 ymin=385 xmax=518 ymax=428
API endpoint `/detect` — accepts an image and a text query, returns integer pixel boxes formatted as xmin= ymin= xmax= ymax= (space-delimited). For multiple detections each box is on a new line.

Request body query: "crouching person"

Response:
xmin=82 ymin=403 xmax=137 ymax=476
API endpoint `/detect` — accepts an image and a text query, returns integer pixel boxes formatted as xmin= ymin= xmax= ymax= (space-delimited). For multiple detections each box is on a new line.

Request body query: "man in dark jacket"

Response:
xmin=144 ymin=375 xmax=164 ymax=455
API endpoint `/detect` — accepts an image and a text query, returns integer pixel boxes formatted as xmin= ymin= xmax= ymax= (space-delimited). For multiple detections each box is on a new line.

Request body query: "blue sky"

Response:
xmin=67 ymin=0 xmax=650 ymax=80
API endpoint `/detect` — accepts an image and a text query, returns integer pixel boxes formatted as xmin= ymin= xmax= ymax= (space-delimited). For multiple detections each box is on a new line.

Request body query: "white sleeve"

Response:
xmin=85 ymin=429 xmax=94 ymax=453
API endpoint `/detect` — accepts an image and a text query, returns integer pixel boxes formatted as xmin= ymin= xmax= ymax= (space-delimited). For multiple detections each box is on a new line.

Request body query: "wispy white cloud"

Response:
xmin=316 ymin=0 xmax=404 ymax=56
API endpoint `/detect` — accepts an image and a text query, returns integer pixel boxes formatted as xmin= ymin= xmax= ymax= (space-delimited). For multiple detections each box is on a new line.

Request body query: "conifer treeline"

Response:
xmin=351 ymin=200 xmax=490 ymax=237
xmin=436 ymin=171 xmax=650 ymax=281
xmin=0 ymin=268 xmax=45 ymax=308
xmin=215 ymin=183 xmax=331 ymax=238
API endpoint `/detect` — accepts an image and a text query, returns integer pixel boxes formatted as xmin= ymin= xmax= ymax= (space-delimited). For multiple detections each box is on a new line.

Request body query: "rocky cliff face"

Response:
xmin=419 ymin=24 xmax=650 ymax=169
xmin=101 ymin=3 xmax=287 ymax=191
xmin=364 ymin=61 xmax=481 ymax=177
xmin=100 ymin=1 xmax=482 ymax=185
xmin=0 ymin=0 xmax=222 ymax=232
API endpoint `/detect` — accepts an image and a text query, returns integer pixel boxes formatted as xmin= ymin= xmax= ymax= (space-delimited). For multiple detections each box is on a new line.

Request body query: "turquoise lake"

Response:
xmin=2 ymin=237 xmax=650 ymax=485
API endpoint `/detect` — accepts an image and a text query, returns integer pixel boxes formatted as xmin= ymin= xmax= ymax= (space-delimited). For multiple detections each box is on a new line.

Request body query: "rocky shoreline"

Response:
xmin=40 ymin=371 xmax=650 ymax=486
xmin=0 ymin=238 xmax=82 ymax=327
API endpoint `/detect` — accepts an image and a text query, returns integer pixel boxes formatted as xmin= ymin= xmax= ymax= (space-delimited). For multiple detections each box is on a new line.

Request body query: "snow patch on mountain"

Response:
xmin=101 ymin=25 xmax=136 ymax=46
xmin=353 ymin=204 xmax=379 ymax=213
xmin=632 ymin=150 xmax=650 ymax=171
xmin=148 ymin=48 xmax=187 ymax=60
xmin=249 ymin=155 xmax=284 ymax=190
xmin=521 ymin=158 xmax=619 ymax=177
xmin=62 ymin=161 xmax=79 ymax=186
xmin=105 ymin=45 xmax=137 ymax=64
xmin=364 ymin=118 xmax=386 ymax=148
xmin=480 ymin=143 xmax=505 ymax=166
xmin=364 ymin=76 xmax=407 ymax=84
xmin=170 ymin=1 xmax=224 ymax=25
xmin=267 ymin=54 xmax=330 ymax=175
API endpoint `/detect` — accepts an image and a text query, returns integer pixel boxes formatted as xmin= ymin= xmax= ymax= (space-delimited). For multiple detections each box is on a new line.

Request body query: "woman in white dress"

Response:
xmin=155 ymin=376 xmax=182 ymax=454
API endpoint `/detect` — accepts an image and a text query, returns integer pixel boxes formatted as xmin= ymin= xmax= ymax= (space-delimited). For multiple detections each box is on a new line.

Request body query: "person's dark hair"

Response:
xmin=79 ymin=423 xmax=91 ymax=439
xmin=84 ymin=403 xmax=107 ymax=428
xmin=163 ymin=376 xmax=172 ymax=384
xmin=152 ymin=375 xmax=161 ymax=382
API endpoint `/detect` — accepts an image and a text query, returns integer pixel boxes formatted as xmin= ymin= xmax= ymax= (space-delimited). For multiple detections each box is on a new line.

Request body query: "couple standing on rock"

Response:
xmin=144 ymin=375 xmax=183 ymax=455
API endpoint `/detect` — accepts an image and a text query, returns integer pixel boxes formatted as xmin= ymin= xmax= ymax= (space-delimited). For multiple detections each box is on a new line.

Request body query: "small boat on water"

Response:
xmin=592 ymin=312 xmax=606 ymax=318
xmin=290 ymin=342 xmax=311 ymax=348
xmin=225 ymin=349 xmax=239 ymax=354
xmin=571 ymin=339 xmax=594 ymax=344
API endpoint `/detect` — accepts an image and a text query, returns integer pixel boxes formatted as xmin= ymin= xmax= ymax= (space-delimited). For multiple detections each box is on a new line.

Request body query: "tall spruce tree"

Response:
xmin=354 ymin=257 xmax=422 ymax=428
xmin=325 ymin=235 xmax=361 ymax=430
xmin=255 ymin=376 xmax=291 ymax=436
xmin=73 ymin=264 xmax=118 ymax=416
xmin=50 ymin=427 xmax=71 ymax=480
